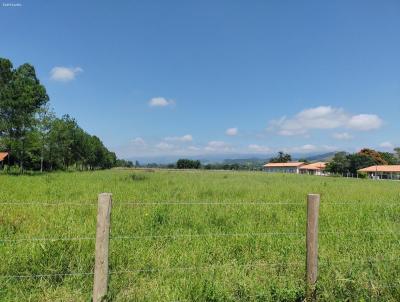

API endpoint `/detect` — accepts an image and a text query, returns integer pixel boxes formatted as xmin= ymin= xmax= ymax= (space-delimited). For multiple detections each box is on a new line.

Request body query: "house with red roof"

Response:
xmin=263 ymin=162 xmax=305 ymax=174
xmin=358 ymin=165 xmax=400 ymax=180
xmin=299 ymin=162 xmax=327 ymax=176
xmin=0 ymin=152 xmax=8 ymax=168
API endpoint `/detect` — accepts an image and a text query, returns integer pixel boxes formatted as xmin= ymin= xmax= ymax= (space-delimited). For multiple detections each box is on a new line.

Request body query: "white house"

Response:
xmin=358 ymin=165 xmax=400 ymax=180
xmin=263 ymin=162 xmax=305 ymax=174
xmin=299 ymin=162 xmax=327 ymax=176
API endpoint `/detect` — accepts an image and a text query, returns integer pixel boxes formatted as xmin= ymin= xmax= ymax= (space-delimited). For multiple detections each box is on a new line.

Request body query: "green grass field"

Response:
xmin=0 ymin=169 xmax=399 ymax=301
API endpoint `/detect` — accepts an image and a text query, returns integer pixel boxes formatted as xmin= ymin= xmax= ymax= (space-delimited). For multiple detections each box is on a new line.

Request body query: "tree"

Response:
xmin=358 ymin=148 xmax=387 ymax=165
xmin=115 ymin=159 xmax=134 ymax=168
xmin=347 ymin=153 xmax=375 ymax=174
xmin=325 ymin=152 xmax=349 ymax=174
xmin=0 ymin=57 xmax=126 ymax=172
xmin=176 ymin=159 xmax=201 ymax=169
xmin=379 ymin=152 xmax=398 ymax=165
xmin=0 ymin=59 xmax=49 ymax=170
xmin=394 ymin=148 xmax=400 ymax=162
xmin=269 ymin=151 xmax=292 ymax=163
xmin=36 ymin=105 xmax=55 ymax=172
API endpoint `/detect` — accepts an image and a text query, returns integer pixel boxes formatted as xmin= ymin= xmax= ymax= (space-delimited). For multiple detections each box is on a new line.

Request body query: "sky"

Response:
xmin=1 ymin=0 xmax=399 ymax=160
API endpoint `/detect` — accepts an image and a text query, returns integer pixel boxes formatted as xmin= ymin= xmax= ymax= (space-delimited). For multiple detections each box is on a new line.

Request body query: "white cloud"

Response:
xmin=283 ymin=144 xmax=337 ymax=154
xmin=204 ymin=141 xmax=232 ymax=152
xmin=333 ymin=132 xmax=353 ymax=140
xmin=148 ymin=97 xmax=175 ymax=107
xmin=226 ymin=127 xmax=238 ymax=136
xmin=379 ymin=141 xmax=394 ymax=149
xmin=50 ymin=66 xmax=83 ymax=82
xmin=347 ymin=114 xmax=382 ymax=131
xmin=156 ymin=142 xmax=174 ymax=150
xmin=165 ymin=134 xmax=193 ymax=142
xmin=268 ymin=106 xmax=383 ymax=136
xmin=132 ymin=137 xmax=146 ymax=146
xmin=248 ymin=144 xmax=271 ymax=153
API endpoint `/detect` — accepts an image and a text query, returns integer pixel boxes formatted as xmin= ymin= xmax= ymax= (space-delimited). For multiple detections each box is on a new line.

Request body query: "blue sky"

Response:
xmin=1 ymin=0 xmax=399 ymax=159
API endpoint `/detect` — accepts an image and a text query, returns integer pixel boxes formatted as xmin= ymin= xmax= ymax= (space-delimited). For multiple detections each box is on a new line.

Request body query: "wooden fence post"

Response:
xmin=93 ymin=193 xmax=112 ymax=302
xmin=306 ymin=193 xmax=320 ymax=302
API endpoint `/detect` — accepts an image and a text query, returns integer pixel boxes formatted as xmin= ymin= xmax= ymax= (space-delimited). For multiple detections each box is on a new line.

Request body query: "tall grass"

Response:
xmin=0 ymin=169 xmax=399 ymax=301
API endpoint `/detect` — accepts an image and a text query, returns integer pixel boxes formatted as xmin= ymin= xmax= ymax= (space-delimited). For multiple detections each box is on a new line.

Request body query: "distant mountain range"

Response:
xmin=128 ymin=151 xmax=339 ymax=165
xmin=302 ymin=152 xmax=337 ymax=162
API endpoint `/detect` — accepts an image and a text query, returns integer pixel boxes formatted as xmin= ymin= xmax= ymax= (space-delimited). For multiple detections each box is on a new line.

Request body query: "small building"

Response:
xmin=299 ymin=162 xmax=327 ymax=176
xmin=358 ymin=165 xmax=400 ymax=180
xmin=0 ymin=152 xmax=8 ymax=168
xmin=263 ymin=162 xmax=305 ymax=174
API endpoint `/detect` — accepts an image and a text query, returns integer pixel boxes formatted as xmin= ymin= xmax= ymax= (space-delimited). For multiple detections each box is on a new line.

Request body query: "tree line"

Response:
xmin=134 ymin=147 xmax=400 ymax=173
xmin=0 ymin=58 xmax=119 ymax=172
xmin=325 ymin=148 xmax=400 ymax=175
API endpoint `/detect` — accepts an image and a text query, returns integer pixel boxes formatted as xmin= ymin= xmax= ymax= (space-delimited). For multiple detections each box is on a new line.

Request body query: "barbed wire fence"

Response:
xmin=1 ymin=194 xmax=399 ymax=301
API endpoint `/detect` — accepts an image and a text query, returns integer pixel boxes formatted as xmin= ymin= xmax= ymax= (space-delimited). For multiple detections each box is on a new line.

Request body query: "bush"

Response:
xmin=176 ymin=159 xmax=201 ymax=169
xmin=357 ymin=172 xmax=368 ymax=179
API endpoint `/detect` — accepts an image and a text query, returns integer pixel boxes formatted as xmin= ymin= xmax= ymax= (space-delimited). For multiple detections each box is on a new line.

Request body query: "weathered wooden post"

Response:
xmin=93 ymin=193 xmax=112 ymax=302
xmin=306 ymin=194 xmax=320 ymax=301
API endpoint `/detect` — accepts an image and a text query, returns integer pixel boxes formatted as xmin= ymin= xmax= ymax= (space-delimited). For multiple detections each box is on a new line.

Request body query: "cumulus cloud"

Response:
xmin=50 ymin=66 xmax=83 ymax=82
xmin=379 ymin=141 xmax=394 ymax=149
xmin=164 ymin=134 xmax=193 ymax=142
xmin=225 ymin=127 xmax=238 ymax=136
xmin=248 ymin=144 xmax=271 ymax=153
xmin=148 ymin=97 xmax=175 ymax=107
xmin=268 ymin=106 xmax=383 ymax=136
xmin=347 ymin=114 xmax=383 ymax=131
xmin=333 ymin=132 xmax=353 ymax=140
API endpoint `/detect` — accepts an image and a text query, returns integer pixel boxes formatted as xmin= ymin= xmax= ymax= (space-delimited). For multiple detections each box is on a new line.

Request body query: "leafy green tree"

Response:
xmin=394 ymin=148 xmax=400 ymax=162
xmin=297 ymin=158 xmax=309 ymax=164
xmin=379 ymin=152 xmax=398 ymax=165
xmin=347 ymin=153 xmax=375 ymax=174
xmin=176 ymin=159 xmax=201 ymax=169
xmin=36 ymin=105 xmax=56 ymax=172
xmin=325 ymin=152 xmax=350 ymax=174
xmin=269 ymin=151 xmax=292 ymax=163
xmin=0 ymin=58 xmax=49 ymax=170
xmin=0 ymin=57 xmax=129 ymax=172
xmin=115 ymin=159 xmax=134 ymax=168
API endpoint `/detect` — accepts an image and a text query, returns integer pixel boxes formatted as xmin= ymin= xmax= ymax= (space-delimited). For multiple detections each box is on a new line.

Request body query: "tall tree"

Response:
xmin=379 ymin=152 xmax=398 ymax=165
xmin=325 ymin=152 xmax=350 ymax=174
xmin=358 ymin=148 xmax=387 ymax=165
xmin=269 ymin=151 xmax=292 ymax=163
xmin=36 ymin=105 xmax=55 ymax=172
xmin=0 ymin=58 xmax=49 ymax=170
xmin=394 ymin=148 xmax=400 ymax=162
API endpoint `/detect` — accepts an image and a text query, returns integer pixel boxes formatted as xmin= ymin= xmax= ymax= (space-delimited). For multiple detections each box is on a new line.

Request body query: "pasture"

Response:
xmin=0 ymin=169 xmax=399 ymax=301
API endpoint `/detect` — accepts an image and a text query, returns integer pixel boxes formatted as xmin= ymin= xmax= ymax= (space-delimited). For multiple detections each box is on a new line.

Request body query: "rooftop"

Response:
xmin=358 ymin=165 xmax=400 ymax=173
xmin=264 ymin=162 xmax=305 ymax=168
xmin=299 ymin=162 xmax=327 ymax=170
xmin=0 ymin=152 xmax=8 ymax=161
